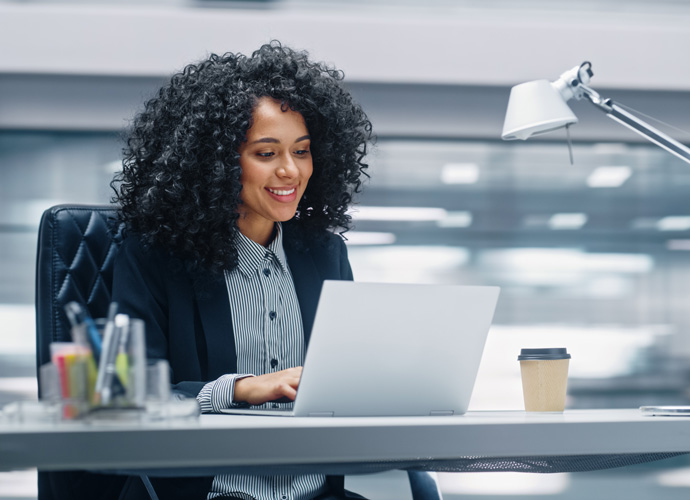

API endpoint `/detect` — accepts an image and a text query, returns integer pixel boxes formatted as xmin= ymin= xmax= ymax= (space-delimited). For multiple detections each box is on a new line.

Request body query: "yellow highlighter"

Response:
xmin=81 ymin=346 xmax=98 ymax=405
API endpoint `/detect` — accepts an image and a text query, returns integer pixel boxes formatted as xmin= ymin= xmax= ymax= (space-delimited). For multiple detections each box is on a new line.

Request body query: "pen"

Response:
xmin=64 ymin=301 xmax=105 ymax=359
xmin=98 ymin=302 xmax=119 ymax=359
xmin=96 ymin=313 xmax=128 ymax=405
xmin=64 ymin=302 xmax=87 ymax=346
xmin=115 ymin=315 xmax=130 ymax=388
xmin=94 ymin=302 xmax=119 ymax=394
xmin=63 ymin=302 xmax=100 ymax=404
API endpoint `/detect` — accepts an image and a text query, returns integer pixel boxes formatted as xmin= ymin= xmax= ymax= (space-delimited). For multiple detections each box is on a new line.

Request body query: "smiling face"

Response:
xmin=237 ymin=97 xmax=313 ymax=245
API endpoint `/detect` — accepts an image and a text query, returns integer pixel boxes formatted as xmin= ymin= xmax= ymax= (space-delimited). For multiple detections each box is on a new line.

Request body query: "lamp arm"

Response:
xmin=578 ymin=85 xmax=690 ymax=165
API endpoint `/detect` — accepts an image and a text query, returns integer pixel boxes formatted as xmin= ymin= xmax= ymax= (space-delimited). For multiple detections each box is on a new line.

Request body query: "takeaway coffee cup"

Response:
xmin=518 ymin=348 xmax=571 ymax=412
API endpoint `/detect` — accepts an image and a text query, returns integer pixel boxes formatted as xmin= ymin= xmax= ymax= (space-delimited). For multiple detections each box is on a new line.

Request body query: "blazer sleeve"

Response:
xmin=112 ymin=235 xmax=170 ymax=361
xmin=112 ymin=235 xmax=208 ymax=398
xmin=338 ymin=235 xmax=354 ymax=281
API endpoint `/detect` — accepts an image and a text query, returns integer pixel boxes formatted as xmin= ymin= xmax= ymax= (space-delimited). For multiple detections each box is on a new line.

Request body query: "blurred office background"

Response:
xmin=3 ymin=0 xmax=690 ymax=498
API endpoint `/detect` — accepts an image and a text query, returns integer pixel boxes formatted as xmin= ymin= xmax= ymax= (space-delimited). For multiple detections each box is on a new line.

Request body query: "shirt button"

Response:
xmin=270 ymin=358 xmax=278 ymax=368
xmin=269 ymin=311 xmax=277 ymax=320
xmin=263 ymin=268 xmax=270 ymax=277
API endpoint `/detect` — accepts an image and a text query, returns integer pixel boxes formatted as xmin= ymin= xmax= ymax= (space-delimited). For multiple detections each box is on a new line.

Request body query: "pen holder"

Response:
xmin=42 ymin=317 xmax=150 ymax=419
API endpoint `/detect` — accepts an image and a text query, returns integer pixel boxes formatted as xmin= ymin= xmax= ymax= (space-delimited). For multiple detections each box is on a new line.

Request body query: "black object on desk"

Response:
xmin=35 ymin=204 xmax=131 ymax=500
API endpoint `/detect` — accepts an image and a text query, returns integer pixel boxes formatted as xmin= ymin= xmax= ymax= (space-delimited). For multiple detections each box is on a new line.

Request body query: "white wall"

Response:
xmin=2 ymin=4 xmax=690 ymax=140
xmin=2 ymin=4 xmax=690 ymax=89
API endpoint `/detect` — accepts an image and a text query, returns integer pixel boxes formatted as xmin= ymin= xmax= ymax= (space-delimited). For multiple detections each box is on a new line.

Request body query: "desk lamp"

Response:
xmin=501 ymin=61 xmax=690 ymax=165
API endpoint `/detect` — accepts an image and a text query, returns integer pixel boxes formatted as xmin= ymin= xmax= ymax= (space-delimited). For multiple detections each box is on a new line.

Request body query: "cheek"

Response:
xmin=238 ymin=160 xmax=263 ymax=189
xmin=304 ymin=161 xmax=314 ymax=182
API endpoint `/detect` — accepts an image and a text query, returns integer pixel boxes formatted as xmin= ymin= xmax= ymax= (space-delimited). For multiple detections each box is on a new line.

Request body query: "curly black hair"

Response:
xmin=111 ymin=41 xmax=373 ymax=274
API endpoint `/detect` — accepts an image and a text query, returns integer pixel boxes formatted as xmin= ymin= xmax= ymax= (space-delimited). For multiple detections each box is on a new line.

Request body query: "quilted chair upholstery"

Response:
xmin=35 ymin=204 xmax=123 ymax=373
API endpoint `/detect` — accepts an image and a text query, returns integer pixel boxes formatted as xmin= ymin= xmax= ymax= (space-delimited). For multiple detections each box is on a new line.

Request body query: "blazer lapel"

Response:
xmin=193 ymin=276 xmax=237 ymax=376
xmin=284 ymin=243 xmax=322 ymax=346
xmin=192 ymin=222 xmax=322 ymax=377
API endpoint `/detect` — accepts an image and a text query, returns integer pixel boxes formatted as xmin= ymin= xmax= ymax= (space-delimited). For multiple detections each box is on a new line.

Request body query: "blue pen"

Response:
xmin=65 ymin=302 xmax=105 ymax=359
xmin=96 ymin=302 xmax=119 ymax=360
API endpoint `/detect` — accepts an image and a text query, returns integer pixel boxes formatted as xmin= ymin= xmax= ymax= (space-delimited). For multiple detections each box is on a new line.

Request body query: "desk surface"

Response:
xmin=1 ymin=409 xmax=689 ymax=474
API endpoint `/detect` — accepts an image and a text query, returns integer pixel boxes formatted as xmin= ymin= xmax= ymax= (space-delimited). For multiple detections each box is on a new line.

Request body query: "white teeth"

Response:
xmin=268 ymin=188 xmax=296 ymax=196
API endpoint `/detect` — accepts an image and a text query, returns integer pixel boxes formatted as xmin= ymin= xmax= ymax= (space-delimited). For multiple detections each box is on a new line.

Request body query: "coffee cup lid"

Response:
xmin=518 ymin=348 xmax=571 ymax=361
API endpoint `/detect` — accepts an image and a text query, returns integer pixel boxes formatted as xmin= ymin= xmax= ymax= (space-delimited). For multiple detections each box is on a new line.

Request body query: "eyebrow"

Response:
xmin=249 ymin=135 xmax=311 ymax=145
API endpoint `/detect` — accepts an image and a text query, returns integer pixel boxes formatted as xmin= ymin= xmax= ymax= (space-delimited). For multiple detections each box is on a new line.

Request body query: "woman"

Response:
xmin=110 ymin=41 xmax=373 ymax=500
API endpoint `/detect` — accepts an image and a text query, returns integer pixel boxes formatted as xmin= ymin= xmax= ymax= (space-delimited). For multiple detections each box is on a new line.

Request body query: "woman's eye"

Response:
xmin=295 ymin=149 xmax=310 ymax=156
xmin=257 ymin=152 xmax=274 ymax=158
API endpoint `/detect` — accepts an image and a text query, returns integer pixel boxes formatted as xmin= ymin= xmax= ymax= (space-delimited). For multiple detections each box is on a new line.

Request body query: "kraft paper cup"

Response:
xmin=518 ymin=348 xmax=571 ymax=412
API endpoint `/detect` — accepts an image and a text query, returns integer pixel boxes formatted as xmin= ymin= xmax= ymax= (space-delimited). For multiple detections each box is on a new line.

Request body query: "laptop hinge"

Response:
xmin=308 ymin=411 xmax=335 ymax=417
xmin=429 ymin=410 xmax=455 ymax=416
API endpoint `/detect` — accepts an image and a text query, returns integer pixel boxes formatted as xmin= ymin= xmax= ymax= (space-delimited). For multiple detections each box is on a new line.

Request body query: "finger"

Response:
xmin=235 ymin=368 xmax=303 ymax=405
xmin=279 ymin=384 xmax=298 ymax=401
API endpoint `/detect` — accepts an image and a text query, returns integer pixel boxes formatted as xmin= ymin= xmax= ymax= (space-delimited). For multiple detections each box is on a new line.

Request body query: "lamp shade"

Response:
xmin=501 ymin=80 xmax=578 ymax=140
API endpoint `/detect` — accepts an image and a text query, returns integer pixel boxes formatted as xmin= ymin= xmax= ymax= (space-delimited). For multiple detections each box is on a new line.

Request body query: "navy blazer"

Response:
xmin=112 ymin=221 xmax=354 ymax=397
xmin=107 ymin=222 xmax=355 ymax=500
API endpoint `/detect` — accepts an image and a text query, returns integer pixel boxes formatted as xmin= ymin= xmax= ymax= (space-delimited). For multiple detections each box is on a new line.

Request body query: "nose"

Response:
xmin=277 ymin=154 xmax=299 ymax=178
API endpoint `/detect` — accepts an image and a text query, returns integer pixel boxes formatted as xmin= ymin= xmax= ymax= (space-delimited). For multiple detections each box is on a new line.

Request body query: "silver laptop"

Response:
xmin=221 ymin=280 xmax=499 ymax=417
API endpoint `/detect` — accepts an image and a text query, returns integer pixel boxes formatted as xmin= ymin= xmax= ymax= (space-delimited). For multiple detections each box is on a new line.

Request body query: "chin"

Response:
xmin=273 ymin=210 xmax=299 ymax=223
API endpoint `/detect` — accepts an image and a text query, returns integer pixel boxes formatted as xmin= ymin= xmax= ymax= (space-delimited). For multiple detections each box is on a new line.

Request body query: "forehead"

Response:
xmin=247 ymin=97 xmax=308 ymax=137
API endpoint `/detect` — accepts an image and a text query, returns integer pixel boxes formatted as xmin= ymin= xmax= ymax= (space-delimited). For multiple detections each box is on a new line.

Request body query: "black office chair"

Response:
xmin=35 ymin=204 xmax=442 ymax=500
xmin=36 ymin=204 xmax=123 ymax=382
xmin=35 ymin=204 xmax=151 ymax=500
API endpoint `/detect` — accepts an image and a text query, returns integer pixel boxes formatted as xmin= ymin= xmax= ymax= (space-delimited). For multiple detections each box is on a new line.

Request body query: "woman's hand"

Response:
xmin=234 ymin=367 xmax=303 ymax=406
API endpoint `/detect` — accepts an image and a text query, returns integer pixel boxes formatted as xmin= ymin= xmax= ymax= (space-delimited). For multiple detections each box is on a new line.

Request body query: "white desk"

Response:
xmin=1 ymin=409 xmax=689 ymax=475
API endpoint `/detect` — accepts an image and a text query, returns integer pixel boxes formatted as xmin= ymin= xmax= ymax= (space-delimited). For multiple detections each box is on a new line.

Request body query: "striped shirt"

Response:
xmin=197 ymin=223 xmax=327 ymax=500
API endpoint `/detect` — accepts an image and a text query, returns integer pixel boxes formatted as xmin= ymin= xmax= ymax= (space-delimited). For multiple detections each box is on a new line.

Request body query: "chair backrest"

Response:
xmin=35 ymin=204 xmax=123 ymax=384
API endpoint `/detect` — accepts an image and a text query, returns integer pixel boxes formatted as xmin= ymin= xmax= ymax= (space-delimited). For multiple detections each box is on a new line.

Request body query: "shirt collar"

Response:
xmin=234 ymin=223 xmax=289 ymax=277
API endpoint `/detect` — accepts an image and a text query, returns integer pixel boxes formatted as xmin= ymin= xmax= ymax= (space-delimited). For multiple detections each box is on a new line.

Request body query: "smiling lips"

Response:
xmin=267 ymin=187 xmax=296 ymax=196
xmin=266 ymin=186 xmax=298 ymax=201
